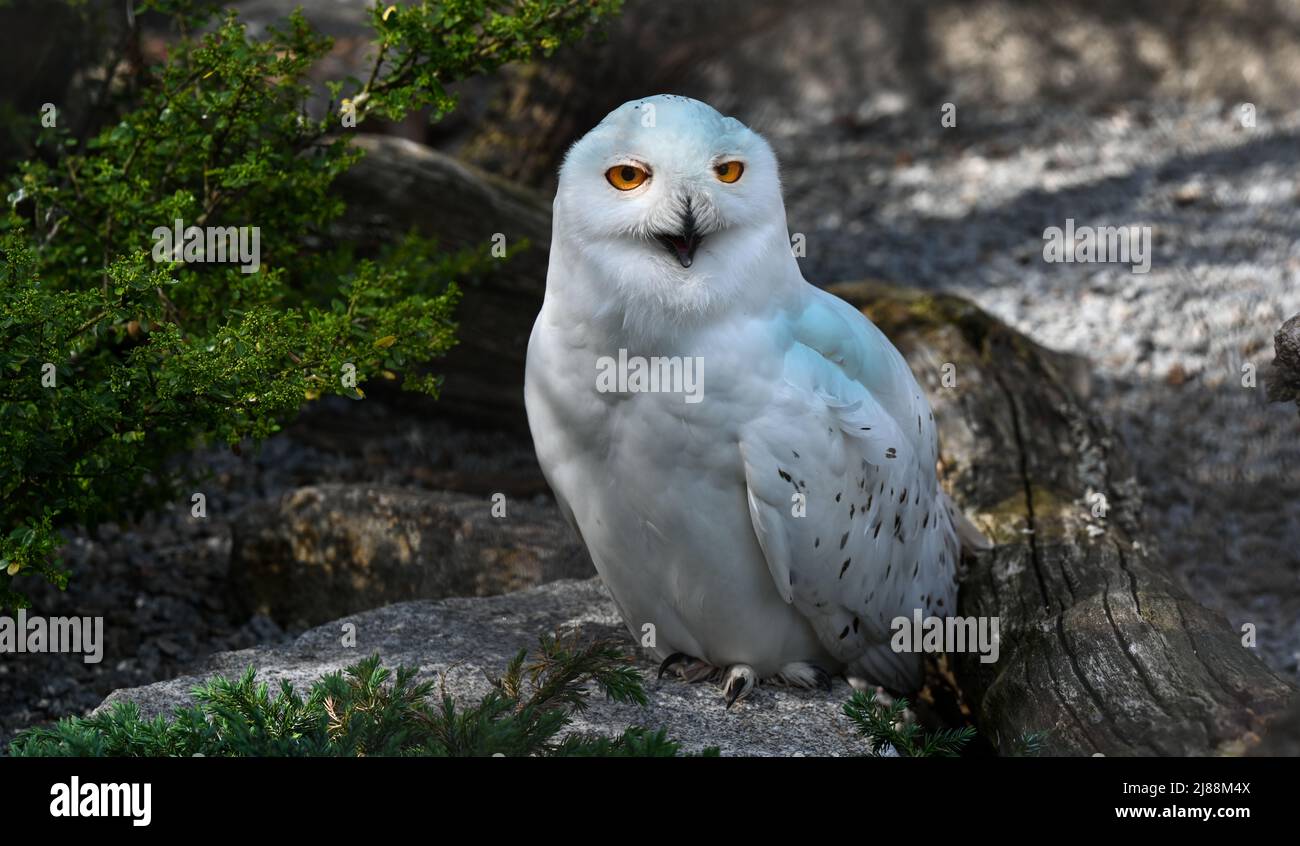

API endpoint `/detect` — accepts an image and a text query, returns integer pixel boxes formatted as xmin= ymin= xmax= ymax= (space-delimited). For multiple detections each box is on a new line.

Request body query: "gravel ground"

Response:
xmin=771 ymin=98 xmax=1300 ymax=681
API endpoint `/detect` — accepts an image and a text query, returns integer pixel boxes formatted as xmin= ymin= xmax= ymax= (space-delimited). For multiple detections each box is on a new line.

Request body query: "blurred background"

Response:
xmin=1 ymin=0 xmax=1297 ymax=741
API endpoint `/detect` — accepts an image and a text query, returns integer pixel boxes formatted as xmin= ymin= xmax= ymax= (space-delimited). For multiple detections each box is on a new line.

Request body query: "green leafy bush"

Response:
xmin=10 ymin=634 xmax=710 ymax=757
xmin=0 ymin=0 xmax=621 ymax=608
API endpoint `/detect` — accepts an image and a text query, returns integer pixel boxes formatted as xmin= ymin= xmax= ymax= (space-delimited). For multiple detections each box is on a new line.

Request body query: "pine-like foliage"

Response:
xmin=9 ymin=633 xmax=713 ymax=757
xmin=1010 ymin=729 xmax=1048 ymax=757
xmin=0 ymin=0 xmax=622 ymax=608
xmin=843 ymin=688 xmax=977 ymax=757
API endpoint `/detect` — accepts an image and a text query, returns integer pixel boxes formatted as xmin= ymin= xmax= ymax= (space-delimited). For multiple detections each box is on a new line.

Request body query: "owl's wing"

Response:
xmin=739 ymin=287 xmax=960 ymax=689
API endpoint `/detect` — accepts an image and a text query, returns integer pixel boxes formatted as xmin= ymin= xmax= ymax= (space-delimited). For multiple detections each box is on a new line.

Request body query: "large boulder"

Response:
xmin=99 ymin=578 xmax=871 ymax=757
xmin=230 ymin=484 xmax=592 ymax=630
xmin=332 ymin=136 xmax=552 ymax=430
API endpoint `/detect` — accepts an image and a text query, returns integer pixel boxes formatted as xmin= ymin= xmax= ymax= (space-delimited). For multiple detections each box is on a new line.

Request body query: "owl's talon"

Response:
xmin=658 ymin=653 xmax=720 ymax=683
xmin=775 ymin=660 xmax=834 ymax=691
xmin=658 ymin=652 xmax=690 ymax=680
xmin=722 ymin=664 xmax=756 ymax=709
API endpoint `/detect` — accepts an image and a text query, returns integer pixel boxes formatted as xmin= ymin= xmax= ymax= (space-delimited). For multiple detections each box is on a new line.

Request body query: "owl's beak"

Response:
xmin=657 ymin=230 xmax=703 ymax=268
xmin=656 ymin=198 xmax=702 ymax=268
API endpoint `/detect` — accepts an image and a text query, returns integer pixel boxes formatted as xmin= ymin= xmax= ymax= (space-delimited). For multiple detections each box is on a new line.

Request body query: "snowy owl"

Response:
xmin=525 ymin=94 xmax=973 ymax=707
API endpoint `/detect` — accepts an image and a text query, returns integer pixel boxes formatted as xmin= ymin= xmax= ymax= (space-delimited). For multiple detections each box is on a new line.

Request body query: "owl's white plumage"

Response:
xmin=525 ymin=95 xmax=961 ymax=700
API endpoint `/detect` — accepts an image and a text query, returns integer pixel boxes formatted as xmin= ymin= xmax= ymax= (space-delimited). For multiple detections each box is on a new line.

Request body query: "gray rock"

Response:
xmin=1266 ymin=313 xmax=1300 ymax=415
xmin=230 ymin=484 xmax=594 ymax=629
xmin=98 ymin=578 xmax=870 ymax=757
xmin=333 ymin=136 xmax=552 ymax=429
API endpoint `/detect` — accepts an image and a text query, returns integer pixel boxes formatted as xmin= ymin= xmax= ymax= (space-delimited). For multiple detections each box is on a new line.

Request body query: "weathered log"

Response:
xmin=831 ymin=281 xmax=1298 ymax=756
xmin=1265 ymin=313 xmax=1300 ymax=418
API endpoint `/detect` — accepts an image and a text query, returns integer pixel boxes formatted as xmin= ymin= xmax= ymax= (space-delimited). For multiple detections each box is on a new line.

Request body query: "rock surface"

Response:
xmin=97 ymin=578 xmax=871 ymax=757
xmin=1266 ymin=313 xmax=1300 ymax=416
xmin=230 ymin=484 xmax=593 ymax=629
xmin=333 ymin=135 xmax=551 ymax=429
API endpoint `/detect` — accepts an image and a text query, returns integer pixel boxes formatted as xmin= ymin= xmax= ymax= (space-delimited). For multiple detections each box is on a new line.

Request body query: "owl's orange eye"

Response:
xmin=714 ymin=161 xmax=744 ymax=183
xmin=606 ymin=164 xmax=650 ymax=190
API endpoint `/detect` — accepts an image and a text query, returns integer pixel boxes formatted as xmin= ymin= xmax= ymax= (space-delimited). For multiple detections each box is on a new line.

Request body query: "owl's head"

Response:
xmin=553 ymin=95 xmax=793 ymax=325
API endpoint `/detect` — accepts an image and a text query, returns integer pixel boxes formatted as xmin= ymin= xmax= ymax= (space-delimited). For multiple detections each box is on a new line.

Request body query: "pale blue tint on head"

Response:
xmin=550 ymin=94 xmax=794 ymax=330
xmin=596 ymin=94 xmax=752 ymax=153
xmin=557 ymin=94 xmax=783 ymax=242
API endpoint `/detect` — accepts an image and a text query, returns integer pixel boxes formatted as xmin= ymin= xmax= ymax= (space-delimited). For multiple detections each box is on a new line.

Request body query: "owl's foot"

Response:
xmin=657 ymin=654 xmax=756 ymax=708
xmin=722 ymin=664 xmax=756 ymax=709
xmin=657 ymin=652 xmax=722 ymax=684
xmin=774 ymin=661 xmax=834 ymax=692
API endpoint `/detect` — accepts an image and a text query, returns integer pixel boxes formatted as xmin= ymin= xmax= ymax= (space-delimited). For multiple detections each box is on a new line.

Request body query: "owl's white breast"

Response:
xmin=524 ymin=255 xmax=830 ymax=675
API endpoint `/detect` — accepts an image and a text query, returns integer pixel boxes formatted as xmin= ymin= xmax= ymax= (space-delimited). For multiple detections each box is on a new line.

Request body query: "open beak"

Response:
xmin=657 ymin=231 xmax=703 ymax=268
xmin=656 ymin=202 xmax=703 ymax=268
